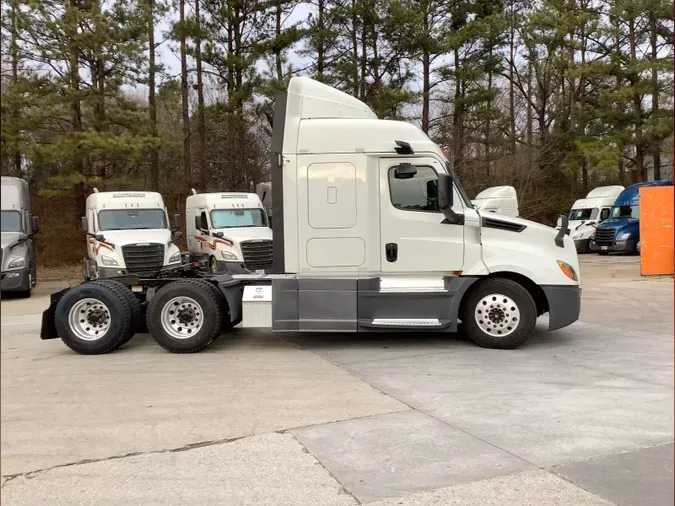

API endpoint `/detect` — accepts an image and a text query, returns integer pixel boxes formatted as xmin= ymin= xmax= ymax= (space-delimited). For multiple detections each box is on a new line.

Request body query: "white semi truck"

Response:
xmin=81 ymin=189 xmax=183 ymax=280
xmin=186 ymin=190 xmax=273 ymax=274
xmin=559 ymin=185 xmax=624 ymax=253
xmin=41 ymin=77 xmax=580 ymax=355
xmin=1 ymin=176 xmax=40 ymax=297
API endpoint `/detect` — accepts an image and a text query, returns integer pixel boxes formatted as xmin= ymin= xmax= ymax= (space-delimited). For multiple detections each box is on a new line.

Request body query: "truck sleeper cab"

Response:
xmin=186 ymin=190 xmax=273 ymax=275
xmin=82 ymin=189 xmax=182 ymax=280
xmin=41 ymin=77 xmax=581 ymax=355
xmin=1 ymin=177 xmax=40 ymax=297
xmin=591 ymin=181 xmax=673 ymax=255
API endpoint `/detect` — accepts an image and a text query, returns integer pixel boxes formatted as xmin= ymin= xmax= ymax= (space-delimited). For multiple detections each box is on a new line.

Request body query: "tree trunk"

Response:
xmin=628 ymin=17 xmax=644 ymax=183
xmin=10 ymin=0 xmax=21 ymax=176
xmin=316 ymin=0 xmax=325 ymax=78
xmin=421 ymin=9 xmax=430 ymax=134
xmin=148 ymin=0 xmax=159 ymax=190
xmin=508 ymin=0 xmax=516 ymax=160
xmin=526 ymin=60 xmax=533 ymax=169
xmin=350 ymin=1 xmax=359 ymax=97
xmin=195 ymin=0 xmax=207 ymax=191
xmin=180 ymin=0 xmax=191 ymax=190
xmin=649 ymin=12 xmax=661 ymax=180
xmin=614 ymin=19 xmax=625 ymax=185
xmin=275 ymin=2 xmax=283 ymax=81
xmin=485 ymin=47 xmax=493 ymax=179
xmin=452 ymin=48 xmax=464 ymax=172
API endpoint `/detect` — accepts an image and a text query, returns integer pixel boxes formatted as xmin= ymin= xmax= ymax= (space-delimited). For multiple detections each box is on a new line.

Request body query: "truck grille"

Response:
xmin=241 ymin=240 xmax=273 ymax=271
xmin=594 ymin=228 xmax=616 ymax=245
xmin=121 ymin=243 xmax=164 ymax=274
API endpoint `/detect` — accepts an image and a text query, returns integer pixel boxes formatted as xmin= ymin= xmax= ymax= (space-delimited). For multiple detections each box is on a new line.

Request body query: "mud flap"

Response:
xmin=40 ymin=288 xmax=69 ymax=340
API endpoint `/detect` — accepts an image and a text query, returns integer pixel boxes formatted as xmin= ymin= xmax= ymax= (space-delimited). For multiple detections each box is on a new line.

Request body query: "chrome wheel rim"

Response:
xmin=160 ymin=296 xmax=203 ymax=339
xmin=68 ymin=298 xmax=111 ymax=341
xmin=475 ymin=293 xmax=520 ymax=337
xmin=210 ymin=258 xmax=217 ymax=273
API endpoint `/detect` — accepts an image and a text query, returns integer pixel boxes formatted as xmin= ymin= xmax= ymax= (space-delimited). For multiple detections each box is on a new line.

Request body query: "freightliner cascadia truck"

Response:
xmin=40 ymin=77 xmax=580 ymax=354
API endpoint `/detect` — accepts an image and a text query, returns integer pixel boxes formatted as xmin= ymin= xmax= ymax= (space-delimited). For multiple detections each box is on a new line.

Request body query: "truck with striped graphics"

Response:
xmin=81 ymin=189 xmax=183 ymax=281
xmin=186 ymin=189 xmax=273 ymax=275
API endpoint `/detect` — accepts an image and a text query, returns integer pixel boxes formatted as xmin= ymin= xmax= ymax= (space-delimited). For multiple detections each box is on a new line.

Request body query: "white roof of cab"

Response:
xmin=86 ymin=190 xmax=165 ymax=210
xmin=474 ymin=186 xmax=516 ymax=200
xmin=186 ymin=192 xmax=263 ymax=209
xmin=585 ymin=185 xmax=624 ymax=199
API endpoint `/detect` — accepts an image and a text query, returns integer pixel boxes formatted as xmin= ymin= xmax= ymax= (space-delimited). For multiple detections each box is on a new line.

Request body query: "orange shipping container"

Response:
xmin=639 ymin=186 xmax=674 ymax=276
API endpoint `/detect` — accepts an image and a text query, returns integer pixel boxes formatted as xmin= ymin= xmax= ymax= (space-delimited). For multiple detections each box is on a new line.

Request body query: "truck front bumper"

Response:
xmin=573 ymin=238 xmax=590 ymax=253
xmin=589 ymin=239 xmax=636 ymax=253
xmin=1 ymin=268 xmax=30 ymax=292
xmin=541 ymin=285 xmax=581 ymax=331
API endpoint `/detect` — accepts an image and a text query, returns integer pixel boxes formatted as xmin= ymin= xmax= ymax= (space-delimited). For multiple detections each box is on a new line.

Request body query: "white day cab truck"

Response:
xmin=186 ymin=190 xmax=273 ymax=275
xmin=1 ymin=176 xmax=40 ymax=297
xmin=81 ymin=189 xmax=183 ymax=281
xmin=557 ymin=185 xmax=624 ymax=253
xmin=40 ymin=77 xmax=580 ymax=355
xmin=471 ymin=186 xmax=519 ymax=217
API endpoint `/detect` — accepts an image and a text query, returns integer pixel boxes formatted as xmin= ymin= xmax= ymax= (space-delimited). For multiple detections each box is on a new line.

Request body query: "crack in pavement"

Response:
xmin=0 ymin=434 xmax=249 ymax=485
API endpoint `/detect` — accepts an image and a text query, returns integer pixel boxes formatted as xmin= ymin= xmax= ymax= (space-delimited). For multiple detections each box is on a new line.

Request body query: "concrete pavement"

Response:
xmin=1 ymin=256 xmax=673 ymax=505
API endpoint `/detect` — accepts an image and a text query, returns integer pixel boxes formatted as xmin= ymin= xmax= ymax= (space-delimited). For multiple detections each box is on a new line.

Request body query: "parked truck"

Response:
xmin=41 ymin=77 xmax=580 ymax=355
xmin=1 ymin=176 xmax=40 ymax=297
xmin=561 ymin=185 xmax=624 ymax=253
xmin=186 ymin=189 xmax=273 ymax=274
xmin=471 ymin=186 xmax=519 ymax=217
xmin=81 ymin=189 xmax=183 ymax=280
xmin=591 ymin=180 xmax=673 ymax=255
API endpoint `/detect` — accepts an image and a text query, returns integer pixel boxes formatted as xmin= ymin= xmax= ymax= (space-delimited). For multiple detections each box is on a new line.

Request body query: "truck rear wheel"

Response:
xmin=146 ymin=279 xmax=224 ymax=353
xmin=55 ymin=283 xmax=132 ymax=354
xmin=91 ymin=280 xmax=142 ymax=345
xmin=462 ymin=278 xmax=537 ymax=349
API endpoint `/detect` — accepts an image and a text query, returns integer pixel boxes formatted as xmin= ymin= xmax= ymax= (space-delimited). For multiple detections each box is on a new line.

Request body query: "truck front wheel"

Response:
xmin=462 ymin=278 xmax=537 ymax=349
xmin=55 ymin=283 xmax=132 ymax=354
xmin=146 ymin=279 xmax=224 ymax=353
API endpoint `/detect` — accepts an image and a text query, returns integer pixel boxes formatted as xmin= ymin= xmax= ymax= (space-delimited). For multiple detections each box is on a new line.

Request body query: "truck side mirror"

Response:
xmin=31 ymin=216 xmax=40 ymax=234
xmin=173 ymin=213 xmax=181 ymax=230
xmin=81 ymin=216 xmax=88 ymax=233
xmin=394 ymin=163 xmax=417 ymax=179
xmin=172 ymin=231 xmax=183 ymax=240
xmin=212 ymin=231 xmax=224 ymax=238
xmin=437 ymin=174 xmax=454 ymax=212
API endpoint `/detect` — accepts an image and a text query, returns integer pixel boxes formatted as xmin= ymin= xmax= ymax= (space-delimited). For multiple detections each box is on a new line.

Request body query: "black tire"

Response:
xmin=209 ymin=256 xmax=218 ymax=274
xmin=146 ymin=279 xmax=224 ymax=353
xmin=598 ymin=251 xmax=609 ymax=256
xmin=55 ymin=282 xmax=132 ymax=355
xmin=91 ymin=280 xmax=141 ymax=345
xmin=462 ymin=278 xmax=537 ymax=350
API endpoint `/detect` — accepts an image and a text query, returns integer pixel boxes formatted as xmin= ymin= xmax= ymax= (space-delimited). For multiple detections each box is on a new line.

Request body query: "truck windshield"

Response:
xmin=610 ymin=205 xmax=639 ymax=219
xmin=211 ymin=208 xmax=268 ymax=228
xmin=569 ymin=208 xmax=598 ymax=220
xmin=1 ymin=210 xmax=22 ymax=232
xmin=98 ymin=209 xmax=167 ymax=231
xmin=444 ymin=162 xmax=473 ymax=208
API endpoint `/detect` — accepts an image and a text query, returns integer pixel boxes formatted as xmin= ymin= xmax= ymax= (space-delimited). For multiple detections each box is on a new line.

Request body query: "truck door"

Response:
xmin=379 ymin=158 xmax=464 ymax=273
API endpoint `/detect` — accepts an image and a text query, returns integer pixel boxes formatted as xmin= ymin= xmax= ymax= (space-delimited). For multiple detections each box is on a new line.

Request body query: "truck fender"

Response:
xmin=40 ymin=288 xmax=70 ymax=340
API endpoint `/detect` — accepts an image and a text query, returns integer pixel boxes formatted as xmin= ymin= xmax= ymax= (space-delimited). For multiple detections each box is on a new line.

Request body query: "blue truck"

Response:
xmin=590 ymin=180 xmax=673 ymax=255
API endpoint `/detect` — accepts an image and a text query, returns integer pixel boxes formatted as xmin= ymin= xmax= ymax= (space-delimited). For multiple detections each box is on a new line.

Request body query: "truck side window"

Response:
xmin=200 ymin=211 xmax=209 ymax=230
xmin=600 ymin=208 xmax=610 ymax=221
xmin=388 ymin=165 xmax=439 ymax=212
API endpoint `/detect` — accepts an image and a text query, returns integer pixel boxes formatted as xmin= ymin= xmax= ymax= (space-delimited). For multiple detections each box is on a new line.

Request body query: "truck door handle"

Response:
xmin=385 ymin=243 xmax=398 ymax=263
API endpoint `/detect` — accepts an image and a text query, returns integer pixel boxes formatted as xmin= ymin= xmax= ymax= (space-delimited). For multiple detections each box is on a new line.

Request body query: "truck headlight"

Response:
xmin=220 ymin=250 xmax=238 ymax=261
xmin=7 ymin=257 xmax=25 ymax=269
xmin=557 ymin=260 xmax=578 ymax=281
xmin=100 ymin=255 xmax=118 ymax=266
xmin=169 ymin=251 xmax=181 ymax=264
xmin=618 ymin=232 xmax=630 ymax=241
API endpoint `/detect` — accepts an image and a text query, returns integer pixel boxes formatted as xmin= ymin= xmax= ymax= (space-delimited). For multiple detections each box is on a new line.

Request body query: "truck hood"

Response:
xmin=597 ymin=217 xmax=638 ymax=229
xmin=214 ymin=227 xmax=272 ymax=242
xmin=95 ymin=228 xmax=172 ymax=246
xmin=1 ymin=232 xmax=24 ymax=249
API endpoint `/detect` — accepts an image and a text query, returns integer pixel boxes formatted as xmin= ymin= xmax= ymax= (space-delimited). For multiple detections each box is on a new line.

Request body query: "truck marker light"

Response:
xmin=557 ymin=261 xmax=578 ymax=281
